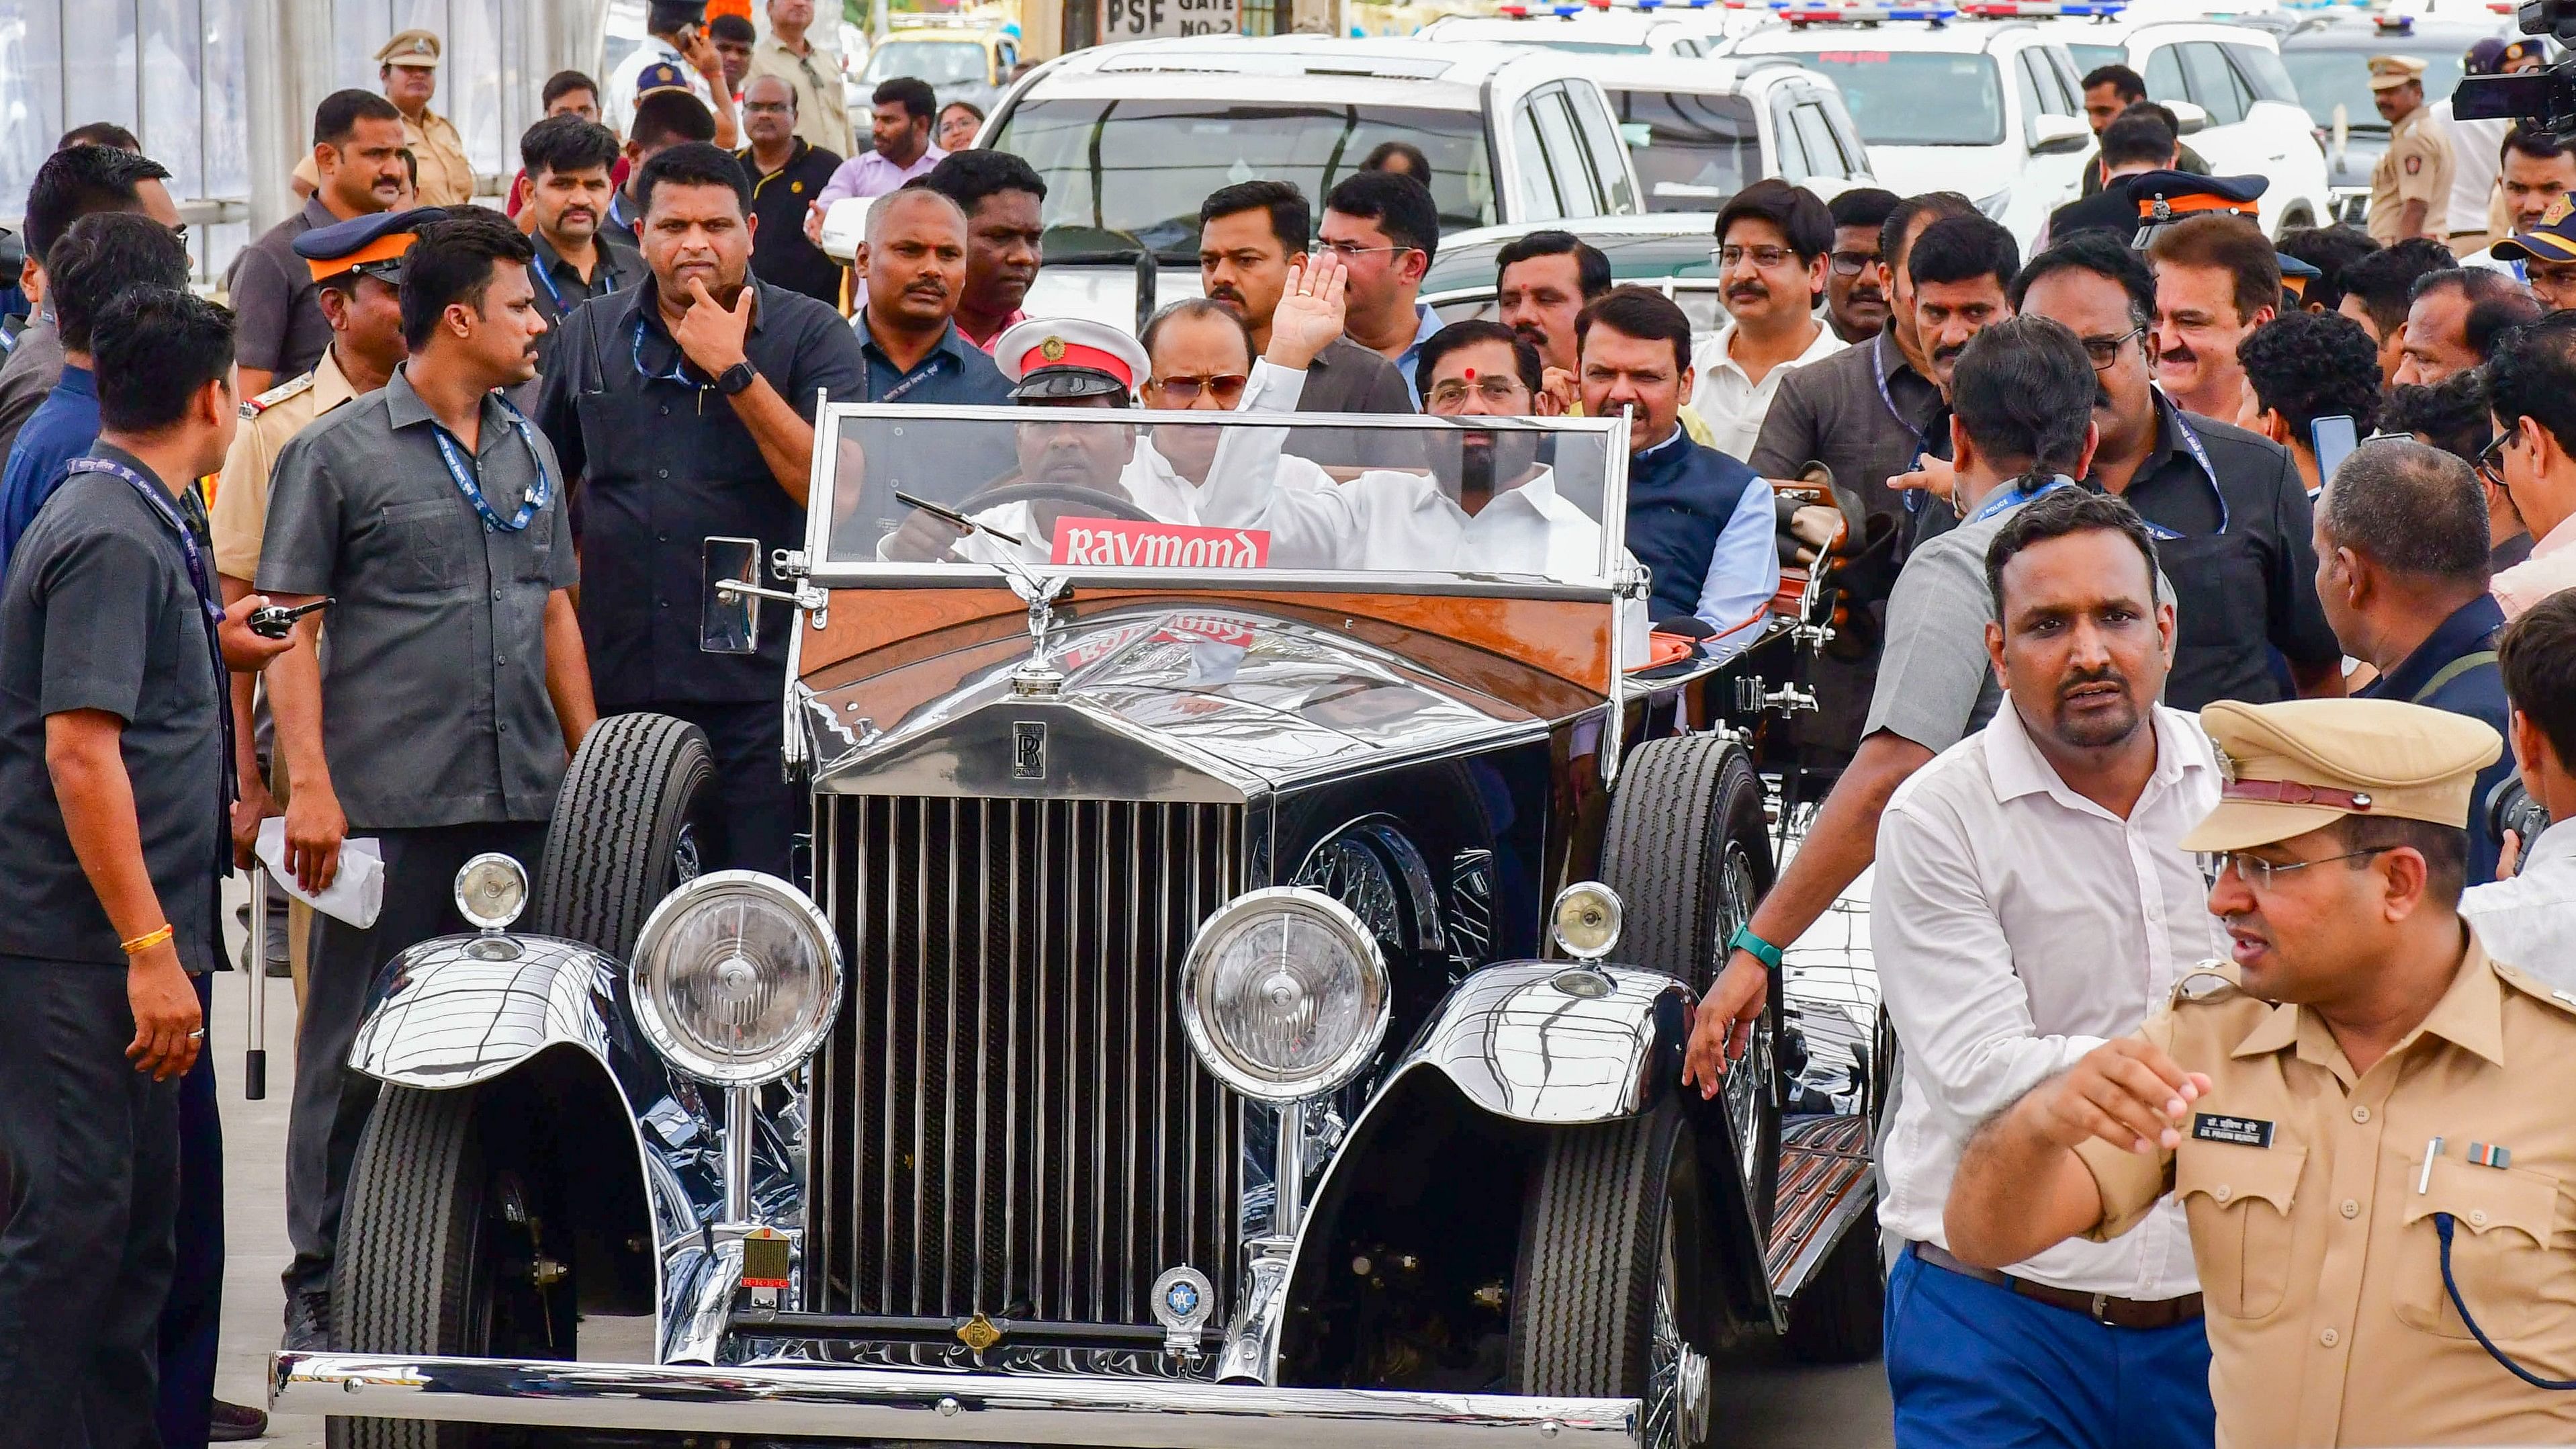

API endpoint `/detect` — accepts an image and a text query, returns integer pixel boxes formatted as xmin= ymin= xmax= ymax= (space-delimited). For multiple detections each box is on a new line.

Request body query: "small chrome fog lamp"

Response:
xmin=1550 ymin=881 xmax=1624 ymax=961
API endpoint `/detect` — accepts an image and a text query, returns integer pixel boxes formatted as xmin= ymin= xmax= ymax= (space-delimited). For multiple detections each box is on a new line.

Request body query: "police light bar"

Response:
xmin=2373 ymin=12 xmax=2413 ymax=30
xmin=1960 ymin=0 xmax=2122 ymax=14
xmin=1776 ymin=1 xmax=1959 ymax=19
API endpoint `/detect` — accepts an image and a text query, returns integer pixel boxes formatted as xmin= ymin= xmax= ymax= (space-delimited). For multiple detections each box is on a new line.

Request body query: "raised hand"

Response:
xmin=1265 ymin=252 xmax=1349 ymax=372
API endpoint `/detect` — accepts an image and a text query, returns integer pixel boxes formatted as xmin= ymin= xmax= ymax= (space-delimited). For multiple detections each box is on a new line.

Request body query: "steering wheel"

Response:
xmin=959 ymin=482 xmax=1160 ymax=525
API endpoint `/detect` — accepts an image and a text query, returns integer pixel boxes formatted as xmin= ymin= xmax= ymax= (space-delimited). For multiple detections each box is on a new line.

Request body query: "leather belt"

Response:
xmin=1912 ymin=1243 xmax=2205 ymax=1329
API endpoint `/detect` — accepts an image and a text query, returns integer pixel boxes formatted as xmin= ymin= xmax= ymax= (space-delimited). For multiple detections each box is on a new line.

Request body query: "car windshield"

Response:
xmin=813 ymin=407 xmax=1626 ymax=591
xmin=2281 ymin=44 xmax=2466 ymax=130
xmin=1607 ymin=89 xmax=1761 ymax=209
xmin=1787 ymin=50 xmax=2005 ymax=146
xmin=2063 ymin=42 xmax=2123 ymax=73
xmin=862 ymin=40 xmax=989 ymax=86
xmin=988 ymin=99 xmax=1497 ymax=263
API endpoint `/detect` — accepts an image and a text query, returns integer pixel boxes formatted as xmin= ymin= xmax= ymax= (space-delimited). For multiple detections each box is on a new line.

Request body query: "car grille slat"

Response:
xmin=811 ymin=795 xmax=1243 ymax=1331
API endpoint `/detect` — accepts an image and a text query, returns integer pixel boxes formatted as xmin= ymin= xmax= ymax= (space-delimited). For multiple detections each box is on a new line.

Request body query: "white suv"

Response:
xmin=1569 ymin=53 xmax=1877 ymax=210
xmin=2040 ymin=13 xmax=2333 ymax=236
xmin=975 ymin=36 xmax=1642 ymax=330
xmin=1728 ymin=11 xmax=2096 ymax=249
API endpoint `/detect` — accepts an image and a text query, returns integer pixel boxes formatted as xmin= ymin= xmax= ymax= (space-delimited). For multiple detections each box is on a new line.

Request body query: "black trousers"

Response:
xmin=283 ymin=820 xmax=547 ymax=1299
xmin=154 ymin=971 xmax=221 ymax=1449
xmin=0 ymin=955 xmax=181 ymax=1449
xmin=613 ymin=699 xmax=801 ymax=879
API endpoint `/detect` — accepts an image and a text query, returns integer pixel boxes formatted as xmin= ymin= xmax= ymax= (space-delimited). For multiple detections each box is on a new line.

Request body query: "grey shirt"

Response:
xmin=1863 ymin=483 xmax=2178 ymax=756
xmin=1298 ymin=336 xmax=1416 ymax=415
xmin=257 ymin=367 xmax=580 ymax=830
xmin=231 ymin=197 xmax=338 ymax=378
xmin=0 ymin=445 xmax=224 ymax=973
xmin=0 ymin=314 xmax=64 ymax=463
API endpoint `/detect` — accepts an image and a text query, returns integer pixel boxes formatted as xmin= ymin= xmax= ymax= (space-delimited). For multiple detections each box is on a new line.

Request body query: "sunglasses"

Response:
xmin=1149 ymin=371 xmax=1247 ymax=406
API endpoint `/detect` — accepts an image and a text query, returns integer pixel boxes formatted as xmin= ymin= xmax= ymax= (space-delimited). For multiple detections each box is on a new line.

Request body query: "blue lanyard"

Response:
xmin=532 ymin=254 xmax=569 ymax=314
xmin=2137 ymin=404 xmax=2230 ymax=541
xmin=1875 ymin=333 xmax=1938 ymax=516
xmin=429 ymin=401 xmax=555 ymax=532
xmin=1969 ymin=474 xmax=2075 ymax=525
xmin=629 ymin=312 xmax=712 ymax=393
xmin=64 ymin=456 xmax=236 ymax=838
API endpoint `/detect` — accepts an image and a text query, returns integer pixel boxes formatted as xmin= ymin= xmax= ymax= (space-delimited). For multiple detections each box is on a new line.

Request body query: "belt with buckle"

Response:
xmin=1912 ymin=1243 xmax=2205 ymax=1329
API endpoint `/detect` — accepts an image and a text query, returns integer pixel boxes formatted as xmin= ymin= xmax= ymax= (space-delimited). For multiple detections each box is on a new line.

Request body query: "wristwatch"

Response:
xmin=715 ymin=360 xmax=758 ymax=396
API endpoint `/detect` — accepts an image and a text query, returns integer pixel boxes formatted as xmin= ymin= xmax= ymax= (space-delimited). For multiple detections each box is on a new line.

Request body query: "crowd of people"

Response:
xmin=2 ymin=2 xmax=2576 ymax=1447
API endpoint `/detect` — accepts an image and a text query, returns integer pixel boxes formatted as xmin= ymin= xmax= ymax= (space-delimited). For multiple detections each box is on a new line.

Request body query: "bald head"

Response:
xmin=861 ymin=186 xmax=969 ymax=335
xmin=2319 ymin=438 xmax=2489 ymax=582
xmin=868 ymin=186 xmax=967 ymax=247
xmin=742 ymin=72 xmax=798 ymax=149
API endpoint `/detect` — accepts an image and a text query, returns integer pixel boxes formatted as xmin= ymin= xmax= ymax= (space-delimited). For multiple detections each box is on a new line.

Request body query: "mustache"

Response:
xmin=1511 ymin=320 xmax=1549 ymax=342
xmin=2158 ymin=340 xmax=2196 ymax=363
xmin=2057 ymin=664 xmax=2131 ymax=703
xmin=1206 ymin=285 xmax=1244 ymax=307
xmin=1727 ymin=282 xmax=1769 ymax=303
xmin=1933 ymin=341 xmax=1969 ymax=365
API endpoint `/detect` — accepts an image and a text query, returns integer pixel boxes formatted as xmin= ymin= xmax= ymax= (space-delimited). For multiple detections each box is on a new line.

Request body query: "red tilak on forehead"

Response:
xmin=1464 ymin=367 xmax=1476 ymax=381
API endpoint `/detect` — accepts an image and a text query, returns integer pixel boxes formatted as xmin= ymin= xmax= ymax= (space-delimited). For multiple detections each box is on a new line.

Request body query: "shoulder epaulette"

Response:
xmin=2493 ymin=961 xmax=2576 ymax=1019
xmin=240 ymin=371 xmax=316 ymax=418
xmin=2172 ymin=960 xmax=2246 ymax=1006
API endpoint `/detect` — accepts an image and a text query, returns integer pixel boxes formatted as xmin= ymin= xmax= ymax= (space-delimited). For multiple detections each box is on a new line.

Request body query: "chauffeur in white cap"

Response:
xmin=994 ymin=316 xmax=1151 ymax=406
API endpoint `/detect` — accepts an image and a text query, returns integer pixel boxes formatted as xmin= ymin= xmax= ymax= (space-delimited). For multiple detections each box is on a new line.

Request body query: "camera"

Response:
xmin=2485 ymin=775 xmax=2553 ymax=853
xmin=2456 ymin=3 xmax=2576 ymax=136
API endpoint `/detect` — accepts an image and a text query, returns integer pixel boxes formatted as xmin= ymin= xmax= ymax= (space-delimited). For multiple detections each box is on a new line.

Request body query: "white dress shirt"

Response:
xmin=2433 ymin=100 xmax=2514 ymax=236
xmin=2463 ymin=816 xmax=2576 ymax=983
xmin=1687 ymin=320 xmax=1845 ymax=463
xmin=605 ymin=36 xmax=720 ymax=143
xmin=1875 ymin=701 xmax=2227 ymax=1298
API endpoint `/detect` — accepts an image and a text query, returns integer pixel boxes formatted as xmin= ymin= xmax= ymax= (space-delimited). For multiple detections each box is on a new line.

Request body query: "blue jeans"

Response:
xmin=1886 ymin=1245 xmax=2215 ymax=1449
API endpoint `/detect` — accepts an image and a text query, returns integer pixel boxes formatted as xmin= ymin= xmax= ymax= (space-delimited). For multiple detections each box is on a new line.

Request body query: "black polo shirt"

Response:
xmin=2100 ymin=396 xmax=2342 ymax=711
xmin=534 ymin=275 xmax=869 ymax=708
xmin=0 ymin=445 xmax=224 ymax=973
xmin=741 ymin=138 xmax=848 ymax=307
xmin=529 ymin=229 xmax=641 ymax=365
xmin=231 ymin=197 xmax=340 ymax=379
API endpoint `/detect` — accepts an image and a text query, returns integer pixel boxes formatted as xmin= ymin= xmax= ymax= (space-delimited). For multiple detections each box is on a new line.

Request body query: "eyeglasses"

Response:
xmin=1714 ymin=245 xmax=1795 ymax=270
xmin=1314 ymin=239 xmax=1413 ymax=261
xmin=743 ymin=100 xmax=794 ymax=115
xmin=2198 ymin=846 xmax=2395 ymax=890
xmin=1828 ymin=249 xmax=1877 ymax=277
xmin=1149 ymin=371 xmax=1248 ymax=406
xmin=2082 ymin=324 xmax=2147 ymax=371
xmin=1425 ymin=376 xmax=1530 ymax=409
xmin=2479 ymin=423 xmax=2519 ymax=480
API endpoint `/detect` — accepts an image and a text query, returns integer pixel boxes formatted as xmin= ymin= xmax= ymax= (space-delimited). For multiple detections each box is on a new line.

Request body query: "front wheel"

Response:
xmin=1508 ymin=1100 xmax=1715 ymax=1449
xmin=328 ymin=1086 xmax=576 ymax=1449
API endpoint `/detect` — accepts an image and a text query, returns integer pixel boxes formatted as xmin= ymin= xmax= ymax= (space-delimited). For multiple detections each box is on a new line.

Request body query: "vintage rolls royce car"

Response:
xmin=278 ymin=408 xmax=1885 ymax=1448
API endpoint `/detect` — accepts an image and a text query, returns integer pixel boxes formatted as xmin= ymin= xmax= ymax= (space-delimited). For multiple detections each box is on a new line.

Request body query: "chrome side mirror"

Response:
xmin=701 ymin=536 xmax=762 ymax=655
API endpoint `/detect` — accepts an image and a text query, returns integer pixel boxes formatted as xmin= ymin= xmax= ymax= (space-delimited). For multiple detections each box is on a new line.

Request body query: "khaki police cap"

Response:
xmin=2179 ymin=699 xmax=2502 ymax=852
xmin=2368 ymin=54 xmax=2427 ymax=91
xmin=375 ymin=29 xmax=441 ymax=68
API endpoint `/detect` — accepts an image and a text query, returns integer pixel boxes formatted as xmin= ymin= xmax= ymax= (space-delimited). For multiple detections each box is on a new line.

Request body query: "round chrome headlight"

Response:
xmin=631 ymin=871 xmax=842 ymax=1086
xmin=1181 ymin=887 xmax=1390 ymax=1102
xmin=1550 ymin=881 xmax=1624 ymax=961
xmin=454 ymin=853 xmax=529 ymax=931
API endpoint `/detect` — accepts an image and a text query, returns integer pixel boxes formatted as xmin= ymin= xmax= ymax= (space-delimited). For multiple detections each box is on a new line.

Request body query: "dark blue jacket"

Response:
xmin=1625 ymin=427 xmax=1761 ymax=625
xmin=2358 ymin=592 xmax=2513 ymax=885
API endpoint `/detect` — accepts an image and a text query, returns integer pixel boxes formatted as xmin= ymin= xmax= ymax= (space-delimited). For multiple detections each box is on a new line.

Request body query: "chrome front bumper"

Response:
xmin=273 ymin=1353 xmax=1639 ymax=1446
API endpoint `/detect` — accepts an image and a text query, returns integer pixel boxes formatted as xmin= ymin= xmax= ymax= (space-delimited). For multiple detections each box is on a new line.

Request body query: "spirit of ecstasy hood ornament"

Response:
xmin=892 ymin=489 xmax=1072 ymax=697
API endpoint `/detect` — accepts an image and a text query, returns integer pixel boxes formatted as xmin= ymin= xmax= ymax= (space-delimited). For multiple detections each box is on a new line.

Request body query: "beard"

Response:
xmin=2049 ymin=668 xmax=2143 ymax=749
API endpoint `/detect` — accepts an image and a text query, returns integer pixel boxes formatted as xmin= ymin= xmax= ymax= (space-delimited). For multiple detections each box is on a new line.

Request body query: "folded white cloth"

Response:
xmin=255 ymin=816 xmax=385 ymax=929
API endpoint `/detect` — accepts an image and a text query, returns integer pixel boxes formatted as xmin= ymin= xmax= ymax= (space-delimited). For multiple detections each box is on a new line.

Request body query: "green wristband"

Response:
xmin=1729 ymin=924 xmax=1784 ymax=972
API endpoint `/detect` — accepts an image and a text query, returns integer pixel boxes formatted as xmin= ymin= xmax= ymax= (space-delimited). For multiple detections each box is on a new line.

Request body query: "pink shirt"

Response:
xmin=815 ymin=144 xmax=948 ymax=209
xmin=2493 ymin=512 xmax=2576 ymax=619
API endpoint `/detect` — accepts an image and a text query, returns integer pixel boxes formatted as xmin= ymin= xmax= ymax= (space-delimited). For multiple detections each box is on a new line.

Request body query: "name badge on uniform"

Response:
xmin=2191 ymin=1112 xmax=2275 ymax=1148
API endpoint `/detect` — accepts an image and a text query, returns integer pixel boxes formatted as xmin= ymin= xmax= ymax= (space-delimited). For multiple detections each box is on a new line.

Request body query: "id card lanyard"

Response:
xmin=62 ymin=457 xmax=236 ymax=865
xmin=429 ymin=398 xmax=556 ymax=532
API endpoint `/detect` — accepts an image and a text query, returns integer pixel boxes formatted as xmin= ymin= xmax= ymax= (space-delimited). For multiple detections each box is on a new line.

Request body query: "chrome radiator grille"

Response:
xmin=809 ymin=795 xmax=1246 ymax=1327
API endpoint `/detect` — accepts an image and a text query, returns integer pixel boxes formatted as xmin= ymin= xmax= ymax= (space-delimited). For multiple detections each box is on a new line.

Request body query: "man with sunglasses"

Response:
xmin=2485 ymin=311 xmax=2576 ymax=621
xmin=1824 ymin=188 xmax=1898 ymax=345
xmin=1939 ymin=697 xmax=2576 ymax=1449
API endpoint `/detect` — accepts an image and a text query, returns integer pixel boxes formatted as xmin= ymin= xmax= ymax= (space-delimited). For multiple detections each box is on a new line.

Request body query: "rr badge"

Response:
xmin=1012 ymin=720 xmax=1047 ymax=781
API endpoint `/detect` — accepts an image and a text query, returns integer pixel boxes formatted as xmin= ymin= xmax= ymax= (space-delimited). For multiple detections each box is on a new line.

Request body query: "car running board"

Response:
xmin=1765 ymin=1113 xmax=1875 ymax=1301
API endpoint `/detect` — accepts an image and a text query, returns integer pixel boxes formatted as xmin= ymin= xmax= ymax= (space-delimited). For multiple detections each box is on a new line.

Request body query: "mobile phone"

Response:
xmin=2312 ymin=415 xmax=2358 ymax=493
xmin=248 ymin=597 xmax=332 ymax=639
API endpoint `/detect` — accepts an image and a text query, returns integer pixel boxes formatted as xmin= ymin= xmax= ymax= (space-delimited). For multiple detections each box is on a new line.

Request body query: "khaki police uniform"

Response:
xmin=2071 ymin=699 xmax=2576 ymax=1448
xmin=2369 ymin=58 xmax=2453 ymax=245
xmin=291 ymin=30 xmax=475 ymax=206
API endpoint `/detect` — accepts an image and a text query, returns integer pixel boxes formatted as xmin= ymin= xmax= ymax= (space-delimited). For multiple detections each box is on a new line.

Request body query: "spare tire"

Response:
xmin=533 ymin=713 xmax=713 ymax=959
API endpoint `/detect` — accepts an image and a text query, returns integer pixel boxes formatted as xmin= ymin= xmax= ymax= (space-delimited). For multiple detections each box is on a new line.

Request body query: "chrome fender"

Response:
xmin=1243 ymin=962 xmax=1689 ymax=1382
xmin=1400 ymin=960 xmax=1689 ymax=1125
xmin=347 ymin=935 xmax=801 ymax=1366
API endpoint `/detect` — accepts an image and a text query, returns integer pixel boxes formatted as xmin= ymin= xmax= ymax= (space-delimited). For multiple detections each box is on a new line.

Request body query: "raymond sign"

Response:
xmin=1050 ymin=518 xmax=1270 ymax=569
xmin=1102 ymin=0 xmax=1238 ymax=38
